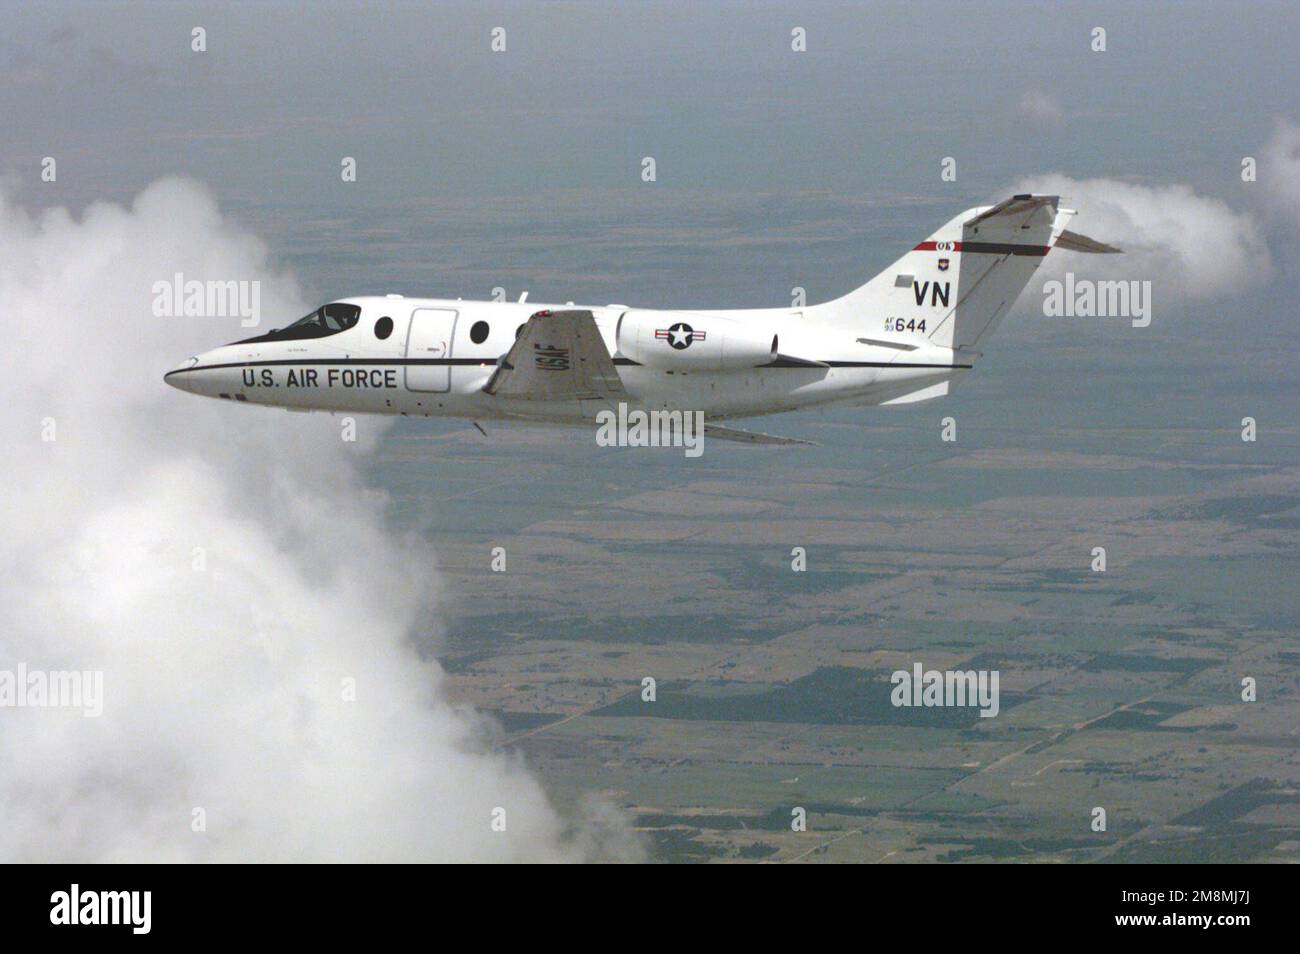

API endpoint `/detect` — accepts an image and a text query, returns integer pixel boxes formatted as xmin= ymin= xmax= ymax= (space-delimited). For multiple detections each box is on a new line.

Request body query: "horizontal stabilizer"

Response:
xmin=1054 ymin=229 xmax=1123 ymax=254
xmin=704 ymin=423 xmax=816 ymax=446
xmin=879 ymin=380 xmax=950 ymax=405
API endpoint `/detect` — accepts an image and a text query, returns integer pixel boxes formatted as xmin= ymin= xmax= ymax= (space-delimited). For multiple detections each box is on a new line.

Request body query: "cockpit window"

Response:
xmin=234 ymin=303 xmax=362 ymax=344
xmin=321 ymin=303 xmax=361 ymax=332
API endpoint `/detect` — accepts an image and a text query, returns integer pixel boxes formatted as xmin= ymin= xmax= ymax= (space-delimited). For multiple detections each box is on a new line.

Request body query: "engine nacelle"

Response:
xmin=616 ymin=310 xmax=776 ymax=371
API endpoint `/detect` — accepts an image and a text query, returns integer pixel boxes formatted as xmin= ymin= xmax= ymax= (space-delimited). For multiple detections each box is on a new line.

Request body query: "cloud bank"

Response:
xmin=0 ymin=178 xmax=639 ymax=862
xmin=1009 ymin=173 xmax=1271 ymax=308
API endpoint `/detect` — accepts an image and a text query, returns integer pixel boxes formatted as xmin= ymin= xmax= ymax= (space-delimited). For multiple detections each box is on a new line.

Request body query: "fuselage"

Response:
xmin=164 ymin=295 xmax=970 ymax=423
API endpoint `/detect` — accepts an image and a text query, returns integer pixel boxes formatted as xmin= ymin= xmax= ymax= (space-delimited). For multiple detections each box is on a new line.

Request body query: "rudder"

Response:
xmin=926 ymin=194 xmax=1067 ymax=353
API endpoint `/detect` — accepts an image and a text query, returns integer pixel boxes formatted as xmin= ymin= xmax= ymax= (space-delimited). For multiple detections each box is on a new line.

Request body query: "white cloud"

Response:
xmin=1008 ymin=174 xmax=1270 ymax=306
xmin=1016 ymin=91 xmax=1063 ymax=125
xmin=0 ymin=178 xmax=641 ymax=862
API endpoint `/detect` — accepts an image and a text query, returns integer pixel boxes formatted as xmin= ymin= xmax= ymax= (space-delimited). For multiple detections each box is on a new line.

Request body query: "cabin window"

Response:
xmin=470 ymin=320 xmax=489 ymax=344
xmin=374 ymin=316 xmax=394 ymax=340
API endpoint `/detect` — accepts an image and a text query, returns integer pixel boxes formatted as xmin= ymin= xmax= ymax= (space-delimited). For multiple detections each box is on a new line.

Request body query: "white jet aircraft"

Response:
xmin=166 ymin=194 xmax=1117 ymax=444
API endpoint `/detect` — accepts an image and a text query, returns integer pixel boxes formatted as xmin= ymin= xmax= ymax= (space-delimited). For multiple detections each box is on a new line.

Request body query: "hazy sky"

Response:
xmin=4 ymin=1 xmax=1295 ymax=201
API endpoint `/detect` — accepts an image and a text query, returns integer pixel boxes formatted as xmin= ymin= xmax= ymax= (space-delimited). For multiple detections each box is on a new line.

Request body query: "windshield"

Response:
xmin=235 ymin=303 xmax=362 ymax=344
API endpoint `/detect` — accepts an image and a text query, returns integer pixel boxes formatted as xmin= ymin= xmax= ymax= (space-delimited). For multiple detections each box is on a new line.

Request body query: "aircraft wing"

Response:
xmin=704 ymin=423 xmax=816 ymax=446
xmin=483 ymin=309 xmax=625 ymax=401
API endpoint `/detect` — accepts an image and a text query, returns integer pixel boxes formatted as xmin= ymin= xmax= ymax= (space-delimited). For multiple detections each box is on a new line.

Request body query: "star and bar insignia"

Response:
xmin=654 ymin=322 xmax=707 ymax=350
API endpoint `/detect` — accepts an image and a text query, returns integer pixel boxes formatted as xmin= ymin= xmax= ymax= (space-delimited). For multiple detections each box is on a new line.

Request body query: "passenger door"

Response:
xmin=404 ymin=308 xmax=458 ymax=392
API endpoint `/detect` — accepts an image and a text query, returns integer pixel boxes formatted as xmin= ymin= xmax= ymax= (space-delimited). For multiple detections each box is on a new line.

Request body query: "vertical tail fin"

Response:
xmin=815 ymin=195 xmax=1098 ymax=358
xmin=927 ymin=195 xmax=1066 ymax=353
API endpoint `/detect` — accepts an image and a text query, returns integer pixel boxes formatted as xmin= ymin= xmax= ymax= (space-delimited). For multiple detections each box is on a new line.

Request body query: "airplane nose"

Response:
xmin=165 ymin=356 xmax=200 ymax=392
